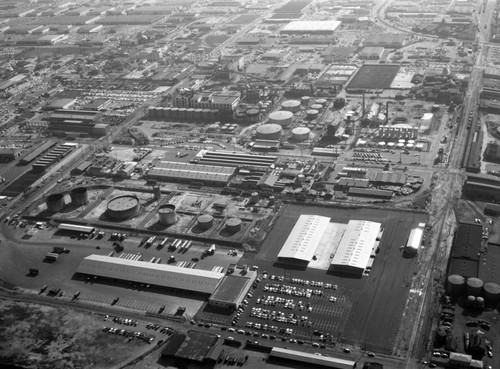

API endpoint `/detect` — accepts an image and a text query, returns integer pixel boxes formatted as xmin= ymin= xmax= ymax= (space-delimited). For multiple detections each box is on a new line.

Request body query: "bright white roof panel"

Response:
xmin=281 ymin=20 xmax=341 ymax=32
xmin=278 ymin=215 xmax=331 ymax=262
xmin=270 ymin=347 xmax=355 ymax=369
xmin=331 ymin=220 xmax=381 ymax=271
xmin=77 ymin=254 xmax=224 ymax=294
xmin=406 ymin=223 xmax=425 ymax=251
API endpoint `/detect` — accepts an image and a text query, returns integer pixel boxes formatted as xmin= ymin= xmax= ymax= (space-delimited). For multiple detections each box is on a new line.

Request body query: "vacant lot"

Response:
xmin=347 ymin=65 xmax=400 ymax=90
xmin=0 ymin=300 xmax=148 ymax=369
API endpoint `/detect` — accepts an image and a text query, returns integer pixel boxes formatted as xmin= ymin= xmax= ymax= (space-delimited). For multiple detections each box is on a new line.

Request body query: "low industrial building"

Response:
xmin=359 ymin=46 xmax=384 ymax=60
xmin=147 ymin=161 xmax=235 ymax=186
xmin=448 ymin=222 xmax=482 ymax=278
xmin=196 ymin=150 xmax=277 ymax=169
xmin=330 ymin=220 xmax=382 ymax=277
xmin=347 ymin=187 xmax=393 ymax=199
xmin=277 ymin=215 xmax=331 ymax=267
xmin=280 ymin=21 xmax=342 ymax=35
xmin=0 ymin=148 xmax=19 ymax=163
xmin=208 ymin=269 xmax=257 ymax=309
xmin=269 ymin=347 xmax=355 ymax=369
xmin=404 ymin=223 xmax=426 ymax=255
xmin=76 ymin=254 xmax=224 ymax=294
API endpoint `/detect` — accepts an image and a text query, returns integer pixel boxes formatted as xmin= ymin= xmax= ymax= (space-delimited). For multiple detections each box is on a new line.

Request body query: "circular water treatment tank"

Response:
xmin=291 ymin=127 xmax=311 ymax=142
xmin=106 ymin=195 xmax=140 ymax=220
xmin=466 ymin=277 xmax=483 ymax=296
xmin=225 ymin=217 xmax=242 ymax=233
xmin=158 ymin=204 xmax=177 ymax=226
xmin=256 ymin=123 xmax=282 ymax=140
xmin=46 ymin=193 xmax=64 ymax=213
xmin=281 ymin=100 xmax=301 ymax=113
xmin=483 ymin=282 xmax=500 ymax=303
xmin=197 ymin=214 xmax=214 ymax=231
xmin=70 ymin=187 xmax=88 ymax=206
xmin=446 ymin=274 xmax=465 ymax=296
xmin=268 ymin=110 xmax=293 ymax=126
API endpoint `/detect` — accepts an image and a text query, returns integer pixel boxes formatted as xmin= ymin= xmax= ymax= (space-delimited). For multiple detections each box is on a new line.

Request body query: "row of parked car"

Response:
xmin=101 ymin=326 xmax=154 ymax=343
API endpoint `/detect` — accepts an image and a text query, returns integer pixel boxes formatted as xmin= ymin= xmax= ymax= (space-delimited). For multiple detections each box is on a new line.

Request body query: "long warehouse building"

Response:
xmin=196 ymin=150 xmax=277 ymax=168
xmin=330 ymin=220 xmax=382 ymax=277
xmin=277 ymin=215 xmax=331 ymax=267
xmin=269 ymin=347 xmax=355 ymax=369
xmin=147 ymin=160 xmax=235 ymax=186
xmin=76 ymin=254 xmax=224 ymax=294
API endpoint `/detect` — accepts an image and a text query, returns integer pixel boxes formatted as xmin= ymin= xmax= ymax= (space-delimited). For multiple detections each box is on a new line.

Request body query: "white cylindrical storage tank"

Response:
xmin=483 ymin=282 xmax=500 ymax=304
xmin=301 ymin=96 xmax=310 ymax=105
xmin=306 ymin=109 xmax=319 ymax=120
xmin=315 ymin=98 xmax=327 ymax=107
xmin=256 ymin=123 xmax=282 ymax=140
xmin=466 ymin=277 xmax=483 ymax=296
xmin=225 ymin=217 xmax=242 ymax=233
xmin=268 ymin=110 xmax=293 ymax=127
xmin=291 ymin=127 xmax=311 ymax=142
xmin=446 ymin=274 xmax=465 ymax=296
xmin=197 ymin=214 xmax=213 ymax=231
xmin=158 ymin=204 xmax=177 ymax=226
xmin=281 ymin=100 xmax=301 ymax=113
xmin=310 ymin=104 xmax=323 ymax=111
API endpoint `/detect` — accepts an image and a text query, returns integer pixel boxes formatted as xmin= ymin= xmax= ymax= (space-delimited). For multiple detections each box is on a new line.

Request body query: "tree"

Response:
xmin=333 ymin=97 xmax=345 ymax=109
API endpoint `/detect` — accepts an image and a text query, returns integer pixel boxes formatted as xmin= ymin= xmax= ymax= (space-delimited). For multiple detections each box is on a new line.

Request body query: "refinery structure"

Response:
xmin=0 ymin=0 xmax=499 ymax=368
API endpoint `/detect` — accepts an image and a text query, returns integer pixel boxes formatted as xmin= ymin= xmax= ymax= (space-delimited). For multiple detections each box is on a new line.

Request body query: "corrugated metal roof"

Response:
xmin=278 ymin=215 xmax=331 ymax=262
xmin=331 ymin=220 xmax=381 ymax=272
xmin=76 ymin=254 xmax=224 ymax=294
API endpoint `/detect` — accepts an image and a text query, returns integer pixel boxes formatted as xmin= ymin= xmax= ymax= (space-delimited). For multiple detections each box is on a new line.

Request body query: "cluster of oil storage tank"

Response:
xmin=148 ymin=106 xmax=219 ymax=123
xmin=46 ymin=187 xmax=89 ymax=212
xmin=446 ymin=275 xmax=500 ymax=306
xmin=106 ymin=194 xmax=140 ymax=221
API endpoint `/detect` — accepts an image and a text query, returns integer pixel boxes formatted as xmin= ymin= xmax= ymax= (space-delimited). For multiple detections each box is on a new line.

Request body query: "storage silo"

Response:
xmin=202 ymin=109 xmax=211 ymax=121
xmin=306 ymin=109 xmax=319 ymax=120
xmin=301 ymin=96 xmax=310 ymax=105
xmin=46 ymin=193 xmax=65 ymax=212
xmin=163 ymin=107 xmax=171 ymax=120
xmin=170 ymin=107 xmax=179 ymax=120
xmin=210 ymin=109 xmax=218 ymax=121
xmin=268 ymin=111 xmax=293 ymax=127
xmin=178 ymin=108 xmax=187 ymax=120
xmin=256 ymin=123 xmax=282 ymax=140
xmin=148 ymin=106 xmax=156 ymax=119
xmin=225 ymin=217 xmax=242 ymax=233
xmin=158 ymin=204 xmax=177 ymax=226
xmin=186 ymin=108 xmax=195 ymax=120
xmin=315 ymin=98 xmax=327 ymax=107
xmin=483 ymin=282 xmax=500 ymax=304
xmin=246 ymin=108 xmax=260 ymax=123
xmin=281 ymin=100 xmax=301 ymax=113
xmin=70 ymin=187 xmax=88 ymax=206
xmin=194 ymin=108 xmax=203 ymax=121
xmin=197 ymin=214 xmax=213 ymax=231
xmin=446 ymin=274 xmax=465 ymax=296
xmin=291 ymin=127 xmax=311 ymax=142
xmin=155 ymin=107 xmax=163 ymax=119
xmin=466 ymin=277 xmax=483 ymax=296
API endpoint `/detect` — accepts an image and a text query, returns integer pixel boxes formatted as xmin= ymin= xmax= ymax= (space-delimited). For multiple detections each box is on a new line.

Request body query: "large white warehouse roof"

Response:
xmin=281 ymin=20 xmax=341 ymax=33
xmin=278 ymin=215 xmax=331 ymax=262
xmin=330 ymin=220 xmax=381 ymax=275
xmin=76 ymin=254 xmax=224 ymax=294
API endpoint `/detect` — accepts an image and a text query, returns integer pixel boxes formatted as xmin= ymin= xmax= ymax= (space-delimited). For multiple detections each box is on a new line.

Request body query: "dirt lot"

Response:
xmin=0 ymin=300 xmax=149 ymax=369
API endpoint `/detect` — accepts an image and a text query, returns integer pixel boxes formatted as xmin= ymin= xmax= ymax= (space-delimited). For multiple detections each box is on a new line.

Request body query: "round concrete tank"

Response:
xmin=46 ymin=193 xmax=64 ymax=213
xmin=291 ymin=127 xmax=311 ymax=142
xmin=301 ymin=96 xmax=310 ymax=105
xmin=315 ymin=98 xmax=327 ymax=107
xmin=466 ymin=277 xmax=483 ymax=296
xmin=106 ymin=194 xmax=140 ymax=220
xmin=158 ymin=204 xmax=177 ymax=226
xmin=256 ymin=123 xmax=282 ymax=140
xmin=446 ymin=274 xmax=465 ymax=296
xmin=197 ymin=214 xmax=214 ymax=230
xmin=310 ymin=103 xmax=323 ymax=110
xmin=483 ymin=282 xmax=500 ymax=304
xmin=281 ymin=100 xmax=301 ymax=113
xmin=306 ymin=109 xmax=319 ymax=120
xmin=269 ymin=110 xmax=293 ymax=127
xmin=225 ymin=217 xmax=242 ymax=233
xmin=70 ymin=187 xmax=88 ymax=206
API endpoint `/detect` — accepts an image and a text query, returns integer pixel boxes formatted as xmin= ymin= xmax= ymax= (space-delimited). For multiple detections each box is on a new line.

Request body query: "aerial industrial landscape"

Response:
xmin=0 ymin=0 xmax=500 ymax=368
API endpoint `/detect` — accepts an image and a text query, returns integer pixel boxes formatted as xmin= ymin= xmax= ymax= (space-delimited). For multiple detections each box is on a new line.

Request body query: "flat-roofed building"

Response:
xmin=270 ymin=347 xmax=355 ymax=369
xmin=405 ymin=222 xmax=425 ymax=255
xmin=76 ymin=254 xmax=224 ymax=294
xmin=277 ymin=215 xmax=331 ymax=267
xmin=208 ymin=269 xmax=257 ymax=309
xmin=147 ymin=161 xmax=235 ymax=186
xmin=280 ymin=21 xmax=341 ymax=35
xmin=330 ymin=220 xmax=382 ymax=277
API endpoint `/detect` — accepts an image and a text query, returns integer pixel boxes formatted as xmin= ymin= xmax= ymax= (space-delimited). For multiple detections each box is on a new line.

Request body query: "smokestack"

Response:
xmin=362 ymin=92 xmax=366 ymax=117
xmin=386 ymin=101 xmax=389 ymax=125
